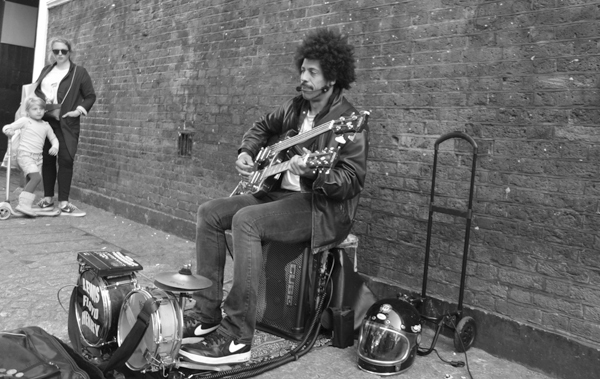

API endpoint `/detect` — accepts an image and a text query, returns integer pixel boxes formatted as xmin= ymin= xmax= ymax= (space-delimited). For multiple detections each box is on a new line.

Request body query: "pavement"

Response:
xmin=0 ymin=167 xmax=557 ymax=379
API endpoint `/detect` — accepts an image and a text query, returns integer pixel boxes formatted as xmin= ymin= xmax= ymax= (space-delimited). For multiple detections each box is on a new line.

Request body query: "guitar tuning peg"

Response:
xmin=335 ymin=135 xmax=346 ymax=144
xmin=347 ymin=133 xmax=356 ymax=142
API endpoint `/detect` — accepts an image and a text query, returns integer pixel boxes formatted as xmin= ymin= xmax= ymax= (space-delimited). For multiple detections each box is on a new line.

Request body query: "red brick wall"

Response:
xmin=48 ymin=0 xmax=600 ymax=351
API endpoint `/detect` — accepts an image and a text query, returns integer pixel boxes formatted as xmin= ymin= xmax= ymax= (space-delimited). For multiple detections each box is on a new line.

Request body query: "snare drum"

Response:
xmin=75 ymin=269 xmax=137 ymax=347
xmin=117 ymin=287 xmax=183 ymax=371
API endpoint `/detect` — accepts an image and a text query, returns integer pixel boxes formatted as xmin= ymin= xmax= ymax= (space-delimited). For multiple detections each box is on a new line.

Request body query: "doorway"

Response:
xmin=0 ymin=0 xmax=38 ymax=162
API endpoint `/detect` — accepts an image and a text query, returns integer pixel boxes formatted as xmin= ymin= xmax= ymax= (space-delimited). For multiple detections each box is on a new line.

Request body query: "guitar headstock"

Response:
xmin=332 ymin=110 xmax=370 ymax=135
xmin=304 ymin=147 xmax=339 ymax=173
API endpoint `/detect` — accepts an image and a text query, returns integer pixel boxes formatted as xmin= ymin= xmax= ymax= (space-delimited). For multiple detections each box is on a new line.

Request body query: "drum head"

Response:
xmin=118 ymin=288 xmax=183 ymax=371
xmin=118 ymin=289 xmax=154 ymax=370
xmin=76 ymin=270 xmax=110 ymax=346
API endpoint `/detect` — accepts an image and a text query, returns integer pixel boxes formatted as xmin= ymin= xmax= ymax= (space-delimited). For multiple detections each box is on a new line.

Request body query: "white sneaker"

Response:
xmin=59 ymin=203 xmax=86 ymax=217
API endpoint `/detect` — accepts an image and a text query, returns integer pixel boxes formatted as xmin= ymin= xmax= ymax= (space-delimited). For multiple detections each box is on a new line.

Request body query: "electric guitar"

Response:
xmin=231 ymin=148 xmax=339 ymax=197
xmin=231 ymin=110 xmax=370 ymax=197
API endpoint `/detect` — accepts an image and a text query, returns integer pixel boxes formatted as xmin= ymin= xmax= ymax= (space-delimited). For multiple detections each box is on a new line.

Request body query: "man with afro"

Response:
xmin=180 ymin=28 xmax=369 ymax=365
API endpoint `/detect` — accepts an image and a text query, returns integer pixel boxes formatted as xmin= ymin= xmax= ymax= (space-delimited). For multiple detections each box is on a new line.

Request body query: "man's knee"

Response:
xmin=231 ymin=209 xmax=257 ymax=236
xmin=197 ymin=198 xmax=223 ymax=226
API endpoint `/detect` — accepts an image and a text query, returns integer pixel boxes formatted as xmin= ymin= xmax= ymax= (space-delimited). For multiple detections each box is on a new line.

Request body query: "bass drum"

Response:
xmin=75 ymin=270 xmax=137 ymax=348
xmin=117 ymin=287 xmax=183 ymax=371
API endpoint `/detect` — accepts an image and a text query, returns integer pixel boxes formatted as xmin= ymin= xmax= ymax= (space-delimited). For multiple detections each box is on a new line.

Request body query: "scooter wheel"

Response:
xmin=0 ymin=204 xmax=11 ymax=220
xmin=453 ymin=316 xmax=476 ymax=352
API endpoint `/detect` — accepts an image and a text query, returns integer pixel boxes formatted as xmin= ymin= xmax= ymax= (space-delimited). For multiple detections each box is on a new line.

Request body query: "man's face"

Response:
xmin=299 ymin=58 xmax=328 ymax=96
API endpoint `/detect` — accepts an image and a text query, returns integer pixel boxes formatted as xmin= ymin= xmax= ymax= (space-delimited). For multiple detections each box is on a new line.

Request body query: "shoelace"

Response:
xmin=183 ymin=310 xmax=203 ymax=328
xmin=184 ymin=316 xmax=200 ymax=328
xmin=201 ymin=330 xmax=227 ymax=347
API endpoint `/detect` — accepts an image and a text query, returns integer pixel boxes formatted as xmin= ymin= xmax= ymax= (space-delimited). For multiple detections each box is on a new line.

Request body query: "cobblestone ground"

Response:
xmin=0 ymin=171 xmax=555 ymax=378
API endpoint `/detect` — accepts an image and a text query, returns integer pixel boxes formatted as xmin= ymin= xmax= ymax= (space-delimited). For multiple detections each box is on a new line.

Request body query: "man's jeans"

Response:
xmin=192 ymin=190 xmax=312 ymax=344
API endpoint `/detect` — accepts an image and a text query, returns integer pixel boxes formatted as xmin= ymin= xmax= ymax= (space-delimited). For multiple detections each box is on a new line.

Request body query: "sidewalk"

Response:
xmin=0 ymin=168 xmax=556 ymax=379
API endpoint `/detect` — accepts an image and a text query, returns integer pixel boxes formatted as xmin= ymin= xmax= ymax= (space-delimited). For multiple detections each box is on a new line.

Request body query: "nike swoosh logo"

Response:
xmin=229 ymin=341 xmax=246 ymax=353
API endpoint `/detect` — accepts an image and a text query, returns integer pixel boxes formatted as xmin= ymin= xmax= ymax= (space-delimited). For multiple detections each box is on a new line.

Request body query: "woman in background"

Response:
xmin=34 ymin=37 xmax=95 ymax=216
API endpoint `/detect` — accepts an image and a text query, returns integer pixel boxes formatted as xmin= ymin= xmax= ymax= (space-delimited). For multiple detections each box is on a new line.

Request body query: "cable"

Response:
xmin=56 ymin=284 xmax=76 ymax=313
xmin=433 ymin=348 xmax=464 ymax=368
xmin=449 ymin=318 xmax=474 ymax=379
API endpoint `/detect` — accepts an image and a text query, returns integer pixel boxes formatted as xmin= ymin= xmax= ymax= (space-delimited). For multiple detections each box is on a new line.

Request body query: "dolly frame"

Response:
xmin=411 ymin=131 xmax=479 ymax=355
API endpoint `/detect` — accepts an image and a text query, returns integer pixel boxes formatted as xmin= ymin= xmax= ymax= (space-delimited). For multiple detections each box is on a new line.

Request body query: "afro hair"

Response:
xmin=294 ymin=28 xmax=356 ymax=90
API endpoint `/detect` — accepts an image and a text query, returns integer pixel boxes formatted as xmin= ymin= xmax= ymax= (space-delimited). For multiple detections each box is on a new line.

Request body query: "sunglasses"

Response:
xmin=52 ymin=49 xmax=69 ymax=55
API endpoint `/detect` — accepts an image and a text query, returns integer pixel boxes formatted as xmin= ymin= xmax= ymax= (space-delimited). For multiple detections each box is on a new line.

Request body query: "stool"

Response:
xmin=224 ymin=230 xmax=358 ymax=340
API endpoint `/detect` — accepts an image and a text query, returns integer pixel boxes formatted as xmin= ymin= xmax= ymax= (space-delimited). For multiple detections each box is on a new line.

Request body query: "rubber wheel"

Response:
xmin=0 ymin=204 xmax=11 ymax=220
xmin=453 ymin=316 xmax=476 ymax=352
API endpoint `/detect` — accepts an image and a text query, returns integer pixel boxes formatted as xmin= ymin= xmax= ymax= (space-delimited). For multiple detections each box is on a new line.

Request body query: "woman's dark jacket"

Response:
xmin=239 ymin=88 xmax=369 ymax=253
xmin=34 ymin=62 xmax=96 ymax=158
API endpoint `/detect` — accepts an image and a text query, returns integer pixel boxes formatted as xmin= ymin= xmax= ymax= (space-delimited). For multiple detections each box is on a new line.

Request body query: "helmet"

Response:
xmin=357 ymin=298 xmax=422 ymax=375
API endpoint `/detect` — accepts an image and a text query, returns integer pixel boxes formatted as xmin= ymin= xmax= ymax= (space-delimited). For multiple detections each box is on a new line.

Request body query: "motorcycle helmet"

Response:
xmin=357 ymin=298 xmax=422 ymax=375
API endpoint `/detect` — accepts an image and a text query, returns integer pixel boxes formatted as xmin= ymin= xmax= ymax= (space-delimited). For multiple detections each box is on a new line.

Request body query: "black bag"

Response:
xmin=44 ymin=104 xmax=62 ymax=121
xmin=320 ymin=248 xmax=378 ymax=342
xmin=0 ymin=326 xmax=105 ymax=379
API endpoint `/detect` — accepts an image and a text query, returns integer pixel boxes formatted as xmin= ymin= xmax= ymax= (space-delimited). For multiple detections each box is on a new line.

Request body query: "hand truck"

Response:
xmin=408 ymin=131 xmax=479 ymax=354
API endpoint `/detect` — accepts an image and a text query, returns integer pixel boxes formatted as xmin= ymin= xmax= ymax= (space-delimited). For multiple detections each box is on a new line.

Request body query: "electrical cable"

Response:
xmin=56 ymin=284 xmax=76 ymax=313
xmin=432 ymin=348 xmax=464 ymax=368
xmin=449 ymin=318 xmax=474 ymax=379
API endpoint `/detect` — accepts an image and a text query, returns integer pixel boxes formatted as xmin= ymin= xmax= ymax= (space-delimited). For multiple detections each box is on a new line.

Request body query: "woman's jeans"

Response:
xmin=192 ymin=190 xmax=312 ymax=344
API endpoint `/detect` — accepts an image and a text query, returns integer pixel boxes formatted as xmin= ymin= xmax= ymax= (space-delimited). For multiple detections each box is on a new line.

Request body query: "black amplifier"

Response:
xmin=77 ymin=251 xmax=143 ymax=277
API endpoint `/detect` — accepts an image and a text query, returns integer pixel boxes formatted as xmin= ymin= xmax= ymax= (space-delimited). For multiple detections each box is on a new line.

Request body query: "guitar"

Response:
xmin=231 ymin=110 xmax=370 ymax=197
xmin=231 ymin=148 xmax=339 ymax=197
xmin=252 ymin=110 xmax=370 ymax=165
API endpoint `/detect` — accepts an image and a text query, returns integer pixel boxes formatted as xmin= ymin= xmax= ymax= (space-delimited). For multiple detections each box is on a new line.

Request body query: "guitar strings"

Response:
xmin=268 ymin=119 xmax=336 ymax=153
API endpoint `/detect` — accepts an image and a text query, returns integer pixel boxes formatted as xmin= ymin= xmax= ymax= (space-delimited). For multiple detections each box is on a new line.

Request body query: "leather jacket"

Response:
xmin=239 ymin=88 xmax=369 ymax=253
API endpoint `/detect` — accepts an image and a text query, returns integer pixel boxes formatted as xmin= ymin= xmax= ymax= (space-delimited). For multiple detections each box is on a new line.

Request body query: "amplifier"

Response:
xmin=77 ymin=251 xmax=143 ymax=277
xmin=255 ymin=240 xmax=317 ymax=341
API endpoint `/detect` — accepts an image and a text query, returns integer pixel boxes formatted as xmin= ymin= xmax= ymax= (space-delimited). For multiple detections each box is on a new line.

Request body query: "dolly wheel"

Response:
xmin=0 ymin=204 xmax=11 ymax=220
xmin=453 ymin=316 xmax=476 ymax=352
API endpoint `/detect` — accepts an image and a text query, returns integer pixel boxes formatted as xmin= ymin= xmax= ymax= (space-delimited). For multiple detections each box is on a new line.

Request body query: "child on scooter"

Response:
xmin=2 ymin=97 xmax=59 ymax=217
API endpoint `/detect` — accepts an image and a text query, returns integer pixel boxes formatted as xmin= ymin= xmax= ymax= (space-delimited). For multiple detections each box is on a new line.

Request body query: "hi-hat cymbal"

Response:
xmin=154 ymin=266 xmax=212 ymax=292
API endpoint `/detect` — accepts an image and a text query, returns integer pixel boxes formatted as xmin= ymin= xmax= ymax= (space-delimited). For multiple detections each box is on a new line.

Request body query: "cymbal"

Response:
xmin=154 ymin=266 xmax=212 ymax=292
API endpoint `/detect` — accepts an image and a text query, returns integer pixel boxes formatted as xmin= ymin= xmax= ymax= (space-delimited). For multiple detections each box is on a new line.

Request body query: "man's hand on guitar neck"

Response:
xmin=236 ymin=152 xmax=254 ymax=177
xmin=288 ymin=147 xmax=318 ymax=180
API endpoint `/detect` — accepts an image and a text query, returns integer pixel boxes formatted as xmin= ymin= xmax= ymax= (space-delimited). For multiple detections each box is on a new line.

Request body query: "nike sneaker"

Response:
xmin=182 ymin=309 xmax=219 ymax=344
xmin=179 ymin=328 xmax=251 ymax=365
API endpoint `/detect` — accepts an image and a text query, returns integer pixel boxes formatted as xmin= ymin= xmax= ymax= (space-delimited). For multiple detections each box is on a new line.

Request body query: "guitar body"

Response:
xmin=234 ymin=149 xmax=287 ymax=197
xmin=231 ymin=131 xmax=298 ymax=197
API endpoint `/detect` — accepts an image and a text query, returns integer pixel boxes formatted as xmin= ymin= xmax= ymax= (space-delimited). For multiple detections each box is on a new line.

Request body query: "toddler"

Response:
xmin=2 ymin=97 xmax=59 ymax=216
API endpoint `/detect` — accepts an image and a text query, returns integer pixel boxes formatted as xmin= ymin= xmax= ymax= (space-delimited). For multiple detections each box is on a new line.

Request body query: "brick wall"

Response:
xmin=47 ymin=0 xmax=600 ymax=360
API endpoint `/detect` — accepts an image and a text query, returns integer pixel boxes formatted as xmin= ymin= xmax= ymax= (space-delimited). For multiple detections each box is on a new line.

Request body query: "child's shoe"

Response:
xmin=15 ymin=192 xmax=37 ymax=217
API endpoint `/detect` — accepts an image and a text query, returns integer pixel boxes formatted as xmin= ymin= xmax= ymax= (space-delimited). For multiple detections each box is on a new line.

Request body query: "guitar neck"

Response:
xmin=269 ymin=120 xmax=335 ymax=153
xmin=261 ymin=160 xmax=293 ymax=178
